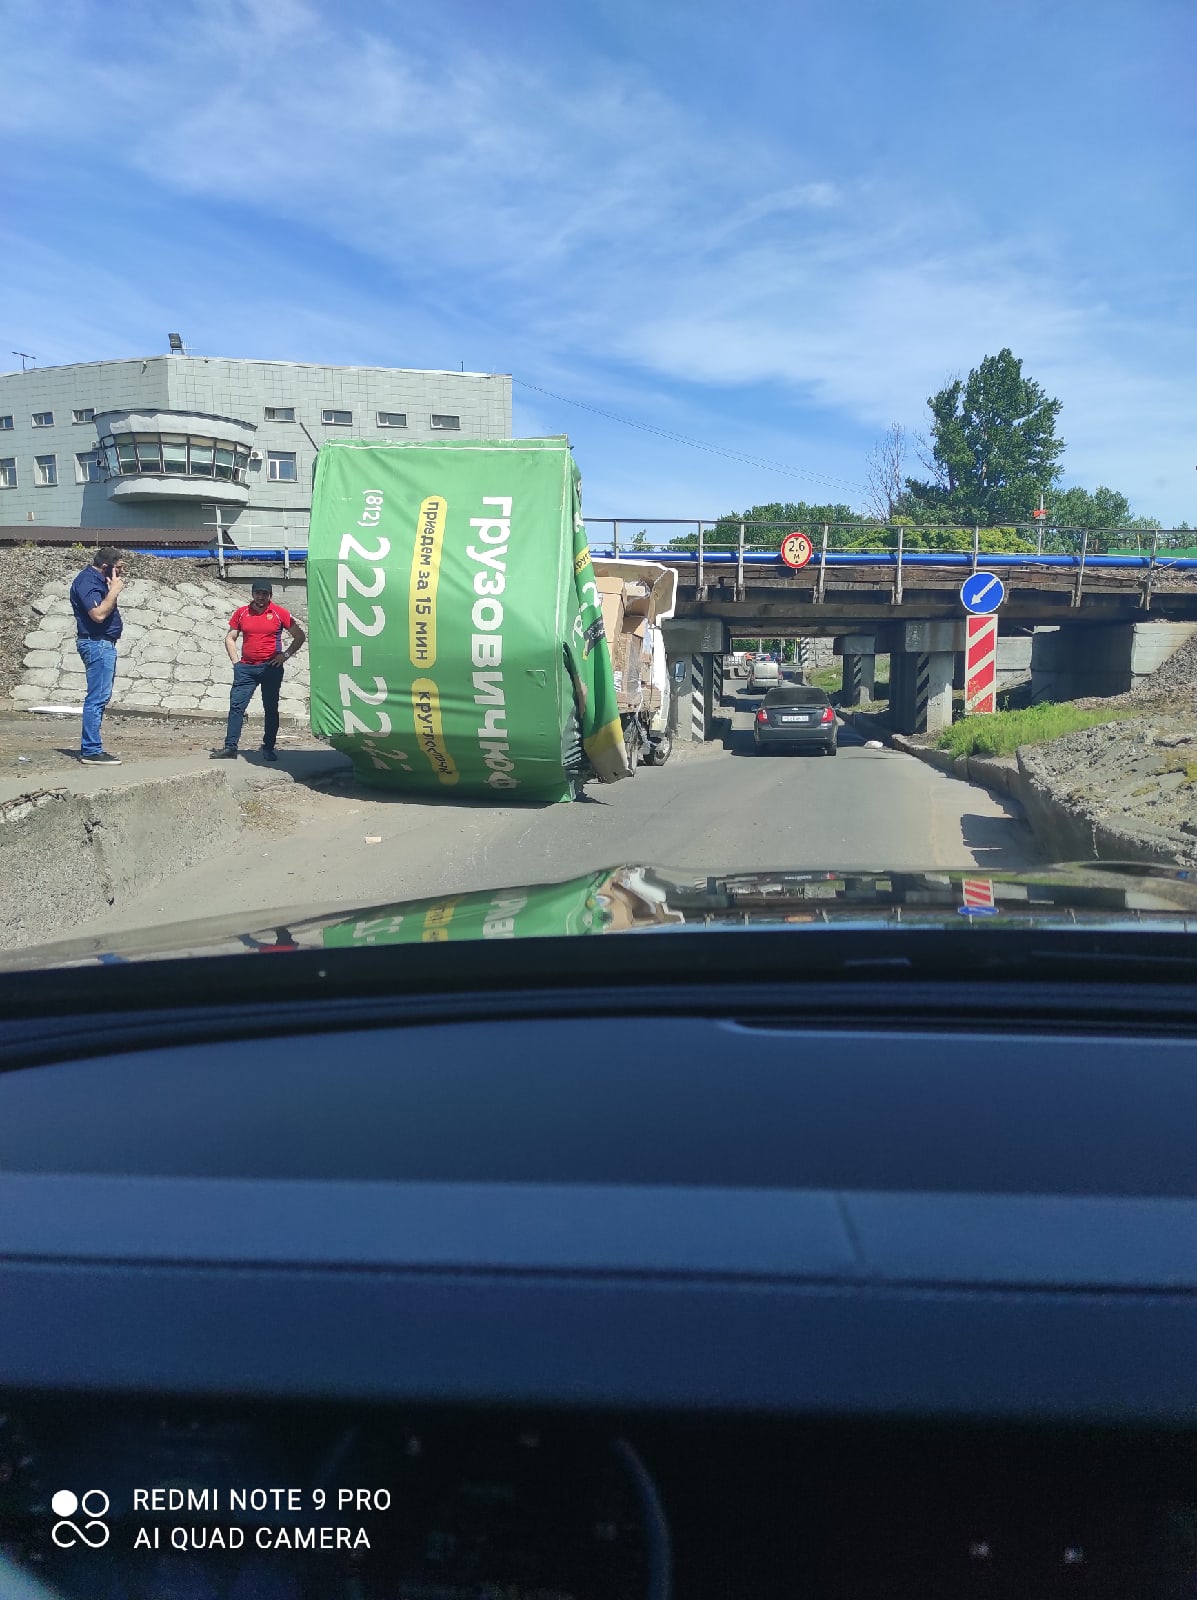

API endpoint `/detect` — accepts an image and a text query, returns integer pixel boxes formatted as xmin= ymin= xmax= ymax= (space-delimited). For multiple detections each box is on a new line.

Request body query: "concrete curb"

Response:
xmin=0 ymin=769 xmax=244 ymax=951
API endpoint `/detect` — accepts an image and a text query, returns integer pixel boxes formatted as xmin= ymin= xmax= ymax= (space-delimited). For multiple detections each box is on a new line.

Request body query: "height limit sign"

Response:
xmin=960 ymin=570 xmax=1005 ymax=716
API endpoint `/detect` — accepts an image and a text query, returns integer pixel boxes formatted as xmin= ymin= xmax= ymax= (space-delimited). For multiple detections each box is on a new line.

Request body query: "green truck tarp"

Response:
xmin=308 ymin=436 xmax=626 ymax=802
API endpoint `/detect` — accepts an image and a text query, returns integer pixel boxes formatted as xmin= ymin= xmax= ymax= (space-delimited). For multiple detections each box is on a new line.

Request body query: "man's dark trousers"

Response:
xmin=224 ymin=661 xmax=284 ymax=751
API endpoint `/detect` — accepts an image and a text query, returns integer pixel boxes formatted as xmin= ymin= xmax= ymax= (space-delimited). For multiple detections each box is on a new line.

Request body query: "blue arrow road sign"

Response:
xmin=960 ymin=571 xmax=1006 ymax=614
xmin=958 ymin=905 xmax=1001 ymax=917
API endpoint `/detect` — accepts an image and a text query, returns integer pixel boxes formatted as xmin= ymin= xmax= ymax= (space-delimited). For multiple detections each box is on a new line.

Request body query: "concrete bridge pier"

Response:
xmin=889 ymin=650 xmax=954 ymax=735
xmin=1031 ymin=621 xmax=1196 ymax=702
xmin=662 ymin=618 xmax=727 ymax=742
xmin=833 ymin=634 xmax=877 ymax=708
xmin=880 ymin=621 xmax=965 ymax=736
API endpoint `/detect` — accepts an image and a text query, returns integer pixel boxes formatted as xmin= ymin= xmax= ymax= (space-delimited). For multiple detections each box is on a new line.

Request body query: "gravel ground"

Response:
xmin=0 ymin=546 xmax=225 ymax=701
xmin=1023 ymin=712 xmax=1197 ymax=856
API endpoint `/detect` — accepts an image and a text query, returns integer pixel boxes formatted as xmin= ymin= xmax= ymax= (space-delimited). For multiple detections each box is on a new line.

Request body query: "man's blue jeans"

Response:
xmin=76 ymin=638 xmax=118 ymax=757
xmin=224 ymin=661 xmax=284 ymax=751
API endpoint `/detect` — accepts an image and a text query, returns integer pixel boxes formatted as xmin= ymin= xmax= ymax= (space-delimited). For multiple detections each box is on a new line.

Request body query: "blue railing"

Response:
xmin=135 ymin=545 xmax=1197 ymax=572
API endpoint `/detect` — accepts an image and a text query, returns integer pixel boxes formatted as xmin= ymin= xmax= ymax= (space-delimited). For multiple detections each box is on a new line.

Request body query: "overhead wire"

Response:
xmin=512 ymin=377 xmax=865 ymax=496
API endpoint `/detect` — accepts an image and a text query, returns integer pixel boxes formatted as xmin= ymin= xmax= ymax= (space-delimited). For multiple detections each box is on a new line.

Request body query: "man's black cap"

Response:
xmin=251 ymin=581 xmax=273 ymax=595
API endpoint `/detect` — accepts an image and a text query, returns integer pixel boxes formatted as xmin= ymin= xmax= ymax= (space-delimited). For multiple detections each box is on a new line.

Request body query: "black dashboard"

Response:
xmin=2 ymin=940 xmax=1197 ymax=1597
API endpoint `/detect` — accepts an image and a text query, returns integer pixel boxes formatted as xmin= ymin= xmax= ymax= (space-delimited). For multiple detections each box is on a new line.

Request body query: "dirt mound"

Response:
xmin=1020 ymin=711 xmax=1197 ymax=864
xmin=0 ymin=546 xmax=222 ymax=700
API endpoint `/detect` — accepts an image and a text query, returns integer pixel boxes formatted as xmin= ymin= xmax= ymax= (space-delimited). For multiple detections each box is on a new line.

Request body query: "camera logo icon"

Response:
xmin=51 ymin=1489 xmax=110 ymax=1549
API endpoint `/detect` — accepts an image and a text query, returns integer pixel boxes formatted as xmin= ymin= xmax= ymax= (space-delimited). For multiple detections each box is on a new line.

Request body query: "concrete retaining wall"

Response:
xmin=14 ymin=576 xmax=311 ymax=723
xmin=0 ymin=770 xmax=243 ymax=949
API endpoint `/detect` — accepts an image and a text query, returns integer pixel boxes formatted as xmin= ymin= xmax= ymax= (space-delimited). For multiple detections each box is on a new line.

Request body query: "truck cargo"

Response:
xmin=307 ymin=436 xmax=672 ymax=799
xmin=592 ymin=559 xmax=677 ymax=769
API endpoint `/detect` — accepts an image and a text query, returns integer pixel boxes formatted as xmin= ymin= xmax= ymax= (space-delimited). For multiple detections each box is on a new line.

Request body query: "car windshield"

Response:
xmin=1 ymin=1 xmax=1193 ymax=967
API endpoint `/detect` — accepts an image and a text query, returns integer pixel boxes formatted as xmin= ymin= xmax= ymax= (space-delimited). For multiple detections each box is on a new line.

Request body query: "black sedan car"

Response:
xmin=753 ymin=685 xmax=838 ymax=755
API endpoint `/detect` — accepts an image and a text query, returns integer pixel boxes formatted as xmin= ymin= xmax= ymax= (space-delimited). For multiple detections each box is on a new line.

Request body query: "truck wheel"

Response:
xmin=647 ymin=732 xmax=672 ymax=767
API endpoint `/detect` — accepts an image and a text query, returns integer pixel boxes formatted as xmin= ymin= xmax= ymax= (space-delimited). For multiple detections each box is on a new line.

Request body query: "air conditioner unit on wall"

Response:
xmin=250 ymin=451 xmax=262 ymax=460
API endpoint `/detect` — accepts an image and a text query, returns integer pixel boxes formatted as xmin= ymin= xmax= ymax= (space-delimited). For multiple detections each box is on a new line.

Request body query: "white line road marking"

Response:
xmin=351 ymin=646 xmax=362 ymax=667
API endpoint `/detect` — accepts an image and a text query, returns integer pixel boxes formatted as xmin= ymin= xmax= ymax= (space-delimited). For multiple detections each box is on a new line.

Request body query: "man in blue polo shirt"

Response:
xmin=69 ymin=545 xmax=125 ymax=766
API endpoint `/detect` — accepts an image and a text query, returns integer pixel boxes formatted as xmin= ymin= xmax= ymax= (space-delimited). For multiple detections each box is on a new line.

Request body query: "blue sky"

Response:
xmin=2 ymin=0 xmax=1193 ymax=523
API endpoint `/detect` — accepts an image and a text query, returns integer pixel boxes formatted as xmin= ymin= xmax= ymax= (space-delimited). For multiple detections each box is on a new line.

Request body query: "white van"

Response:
xmin=747 ymin=658 xmax=781 ymax=692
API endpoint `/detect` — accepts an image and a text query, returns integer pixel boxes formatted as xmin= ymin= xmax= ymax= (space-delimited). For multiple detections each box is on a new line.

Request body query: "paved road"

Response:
xmin=77 ymin=680 xmax=1040 ymax=939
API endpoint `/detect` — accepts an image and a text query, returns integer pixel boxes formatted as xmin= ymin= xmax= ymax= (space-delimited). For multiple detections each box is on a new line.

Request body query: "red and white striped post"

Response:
xmin=965 ymin=614 xmax=998 ymax=715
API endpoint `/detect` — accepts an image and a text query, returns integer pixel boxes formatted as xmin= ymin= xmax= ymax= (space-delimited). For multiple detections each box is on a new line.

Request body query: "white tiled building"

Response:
xmin=0 ymin=352 xmax=512 ymax=549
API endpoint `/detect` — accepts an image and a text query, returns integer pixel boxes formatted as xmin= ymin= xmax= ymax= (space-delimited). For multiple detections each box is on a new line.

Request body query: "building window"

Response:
xmin=32 ymin=411 xmax=54 ymax=428
xmin=0 ymin=416 xmax=13 ymax=431
xmin=322 ymin=408 xmax=352 ymax=425
xmin=377 ymin=411 xmax=407 ymax=428
xmin=35 ymin=454 xmax=57 ymax=486
xmin=137 ymin=435 xmax=166 ymax=473
xmin=431 ymin=414 xmax=460 ymax=430
xmin=76 ymin=453 xmax=102 ymax=484
xmin=267 ymin=450 xmax=297 ymax=482
xmin=73 ymin=407 xmax=96 ymax=424
xmin=0 ymin=458 xmax=16 ymax=488
xmin=265 ymin=406 xmax=295 ymax=422
xmin=98 ymin=433 xmax=250 ymax=483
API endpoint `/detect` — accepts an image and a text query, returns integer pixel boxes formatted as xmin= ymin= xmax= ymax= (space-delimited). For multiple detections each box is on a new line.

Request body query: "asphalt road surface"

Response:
xmin=76 ymin=680 xmax=1040 ymax=939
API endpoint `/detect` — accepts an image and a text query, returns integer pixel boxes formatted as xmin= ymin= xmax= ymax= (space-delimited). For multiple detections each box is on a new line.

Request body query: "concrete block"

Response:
xmin=0 ymin=791 xmax=112 ymax=949
xmin=25 ymin=630 xmax=62 ymax=651
xmin=88 ymin=770 xmax=244 ymax=916
xmin=137 ymin=641 xmax=177 ymax=663
xmin=20 ymin=668 xmax=60 ymax=689
xmin=155 ymin=616 xmax=190 ymax=635
xmin=177 ymin=582 xmax=207 ymax=598
xmin=1131 ymin=622 xmax=1197 ymax=677
xmin=23 ymin=650 xmax=61 ymax=671
xmin=174 ymin=664 xmax=213 ymax=684
xmin=130 ymin=663 xmax=175 ymax=683
xmin=10 ymin=685 xmax=44 ymax=703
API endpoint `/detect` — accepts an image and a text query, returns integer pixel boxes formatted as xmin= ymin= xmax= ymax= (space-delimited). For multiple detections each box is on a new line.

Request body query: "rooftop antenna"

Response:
xmin=168 ymin=332 xmax=186 ymax=354
xmin=12 ymin=352 xmax=35 ymax=371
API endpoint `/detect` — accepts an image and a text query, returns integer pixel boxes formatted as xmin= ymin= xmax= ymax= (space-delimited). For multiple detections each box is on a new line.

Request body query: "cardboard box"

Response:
xmin=622 ymin=580 xmax=654 ymax=619
xmin=599 ymin=583 xmax=625 ymax=651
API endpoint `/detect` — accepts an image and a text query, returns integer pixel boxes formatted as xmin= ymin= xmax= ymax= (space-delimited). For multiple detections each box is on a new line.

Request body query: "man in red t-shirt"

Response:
xmin=210 ymin=582 xmax=306 ymax=762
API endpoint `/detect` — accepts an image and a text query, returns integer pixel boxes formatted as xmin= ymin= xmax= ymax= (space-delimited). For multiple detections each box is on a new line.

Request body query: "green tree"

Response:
xmin=905 ymin=348 xmax=1065 ymax=525
xmin=698 ymin=501 xmax=868 ymax=550
xmin=844 ymin=517 xmax=1033 ymax=553
xmin=1048 ymin=485 xmax=1132 ymax=529
xmin=630 ymin=529 xmax=650 ymax=551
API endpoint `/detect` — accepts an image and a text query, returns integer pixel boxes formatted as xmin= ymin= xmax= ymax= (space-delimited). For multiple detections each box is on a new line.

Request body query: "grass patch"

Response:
xmin=1158 ymin=753 xmax=1197 ymax=785
xmin=806 ymin=665 xmax=891 ymax=701
xmin=936 ymin=703 xmax=1135 ymax=760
